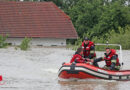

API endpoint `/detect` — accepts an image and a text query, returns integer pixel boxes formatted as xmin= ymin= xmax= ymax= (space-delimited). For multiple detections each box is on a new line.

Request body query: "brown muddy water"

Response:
xmin=0 ymin=47 xmax=129 ymax=90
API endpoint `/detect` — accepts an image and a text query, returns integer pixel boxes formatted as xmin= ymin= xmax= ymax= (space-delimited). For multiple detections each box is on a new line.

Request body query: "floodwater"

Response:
xmin=0 ymin=47 xmax=130 ymax=90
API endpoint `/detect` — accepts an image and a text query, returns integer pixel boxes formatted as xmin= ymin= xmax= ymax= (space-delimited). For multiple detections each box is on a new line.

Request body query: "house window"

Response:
xmin=61 ymin=42 xmax=64 ymax=45
xmin=37 ymin=45 xmax=43 ymax=46
xmin=8 ymin=43 xmax=12 ymax=46
xmin=51 ymin=45 xmax=57 ymax=46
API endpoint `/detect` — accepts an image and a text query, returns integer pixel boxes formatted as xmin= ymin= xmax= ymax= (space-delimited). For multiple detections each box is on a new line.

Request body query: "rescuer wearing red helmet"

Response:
xmin=81 ymin=37 xmax=96 ymax=59
xmin=92 ymin=48 xmax=120 ymax=70
xmin=70 ymin=47 xmax=86 ymax=63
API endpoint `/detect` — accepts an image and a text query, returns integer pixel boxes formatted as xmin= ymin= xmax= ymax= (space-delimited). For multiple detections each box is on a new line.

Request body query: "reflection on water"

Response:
xmin=58 ymin=79 xmax=119 ymax=90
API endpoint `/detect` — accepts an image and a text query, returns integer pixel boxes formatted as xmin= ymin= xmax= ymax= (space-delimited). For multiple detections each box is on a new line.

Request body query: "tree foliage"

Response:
xmin=67 ymin=0 xmax=130 ymax=39
xmin=108 ymin=26 xmax=130 ymax=49
xmin=68 ymin=0 xmax=105 ymax=37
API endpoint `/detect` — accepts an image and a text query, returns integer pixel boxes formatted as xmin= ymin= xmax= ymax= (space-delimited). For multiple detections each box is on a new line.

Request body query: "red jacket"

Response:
xmin=82 ymin=41 xmax=96 ymax=58
xmin=70 ymin=54 xmax=85 ymax=63
xmin=104 ymin=49 xmax=120 ymax=66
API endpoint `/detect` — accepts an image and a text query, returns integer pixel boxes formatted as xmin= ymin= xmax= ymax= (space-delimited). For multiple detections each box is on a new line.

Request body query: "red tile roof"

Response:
xmin=0 ymin=1 xmax=78 ymax=39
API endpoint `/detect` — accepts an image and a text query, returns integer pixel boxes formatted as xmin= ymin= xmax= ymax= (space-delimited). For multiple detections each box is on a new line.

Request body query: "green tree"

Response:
xmin=68 ymin=0 xmax=130 ymax=40
xmin=68 ymin=0 xmax=104 ymax=37
xmin=92 ymin=0 xmax=130 ymax=38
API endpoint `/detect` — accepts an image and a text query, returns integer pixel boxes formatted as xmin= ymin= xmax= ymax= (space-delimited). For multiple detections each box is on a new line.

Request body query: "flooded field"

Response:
xmin=0 ymin=47 xmax=130 ymax=90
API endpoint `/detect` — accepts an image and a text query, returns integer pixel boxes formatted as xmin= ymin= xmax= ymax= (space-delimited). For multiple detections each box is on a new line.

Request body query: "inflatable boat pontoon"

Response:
xmin=58 ymin=63 xmax=130 ymax=81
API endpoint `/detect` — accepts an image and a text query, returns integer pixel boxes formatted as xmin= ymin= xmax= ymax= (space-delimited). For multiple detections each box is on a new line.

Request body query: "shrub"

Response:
xmin=20 ymin=37 xmax=32 ymax=50
xmin=67 ymin=26 xmax=130 ymax=50
xmin=73 ymin=37 xmax=83 ymax=50
xmin=0 ymin=35 xmax=8 ymax=48
xmin=108 ymin=26 xmax=130 ymax=49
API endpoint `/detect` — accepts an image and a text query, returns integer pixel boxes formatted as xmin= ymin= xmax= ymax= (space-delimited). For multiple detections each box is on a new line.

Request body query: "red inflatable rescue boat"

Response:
xmin=0 ymin=75 xmax=2 ymax=81
xmin=58 ymin=63 xmax=130 ymax=81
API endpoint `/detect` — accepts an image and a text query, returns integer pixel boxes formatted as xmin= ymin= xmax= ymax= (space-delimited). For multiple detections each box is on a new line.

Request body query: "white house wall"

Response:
xmin=6 ymin=38 xmax=66 ymax=46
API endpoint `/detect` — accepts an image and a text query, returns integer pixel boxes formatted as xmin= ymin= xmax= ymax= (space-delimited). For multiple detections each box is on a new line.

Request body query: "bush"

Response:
xmin=67 ymin=25 xmax=130 ymax=50
xmin=20 ymin=37 xmax=32 ymax=50
xmin=91 ymin=26 xmax=130 ymax=50
xmin=0 ymin=35 xmax=8 ymax=48
xmin=72 ymin=37 xmax=83 ymax=50
xmin=108 ymin=26 xmax=130 ymax=49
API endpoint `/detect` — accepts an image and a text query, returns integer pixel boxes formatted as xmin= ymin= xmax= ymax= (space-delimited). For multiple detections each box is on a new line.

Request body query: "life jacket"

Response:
xmin=82 ymin=41 xmax=96 ymax=58
xmin=104 ymin=49 xmax=120 ymax=66
xmin=70 ymin=54 xmax=85 ymax=63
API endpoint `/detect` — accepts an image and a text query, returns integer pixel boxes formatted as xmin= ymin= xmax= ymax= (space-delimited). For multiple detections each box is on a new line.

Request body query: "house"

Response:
xmin=0 ymin=1 xmax=78 ymax=46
